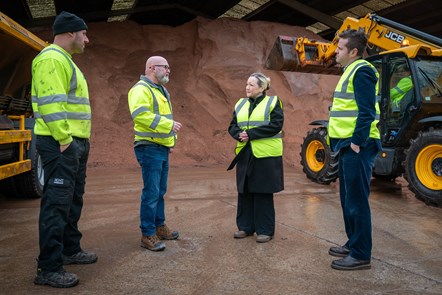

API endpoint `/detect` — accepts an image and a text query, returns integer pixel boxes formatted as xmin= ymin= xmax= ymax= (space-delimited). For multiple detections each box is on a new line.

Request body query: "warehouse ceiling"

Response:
xmin=1 ymin=0 xmax=441 ymax=40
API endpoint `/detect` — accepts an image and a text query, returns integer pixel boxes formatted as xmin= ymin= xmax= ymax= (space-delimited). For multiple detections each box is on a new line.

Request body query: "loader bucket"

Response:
xmin=265 ymin=36 xmax=342 ymax=75
xmin=265 ymin=36 xmax=300 ymax=71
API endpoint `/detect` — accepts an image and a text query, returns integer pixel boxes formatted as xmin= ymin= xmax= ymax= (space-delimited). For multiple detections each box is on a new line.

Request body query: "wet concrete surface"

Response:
xmin=0 ymin=166 xmax=441 ymax=294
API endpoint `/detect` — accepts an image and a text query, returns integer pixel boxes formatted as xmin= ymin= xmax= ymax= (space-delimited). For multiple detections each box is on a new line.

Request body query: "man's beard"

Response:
xmin=158 ymin=75 xmax=169 ymax=85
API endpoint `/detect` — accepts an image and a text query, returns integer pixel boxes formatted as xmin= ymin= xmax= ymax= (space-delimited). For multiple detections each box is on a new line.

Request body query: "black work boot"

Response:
xmin=62 ymin=250 xmax=98 ymax=265
xmin=34 ymin=268 xmax=79 ymax=288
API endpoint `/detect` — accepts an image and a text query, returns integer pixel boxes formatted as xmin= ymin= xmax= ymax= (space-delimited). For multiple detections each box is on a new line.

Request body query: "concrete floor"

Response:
xmin=0 ymin=166 xmax=441 ymax=294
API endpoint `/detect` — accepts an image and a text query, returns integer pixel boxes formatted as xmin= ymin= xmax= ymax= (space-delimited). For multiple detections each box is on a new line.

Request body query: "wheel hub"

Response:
xmin=315 ymin=149 xmax=325 ymax=162
xmin=432 ymin=157 xmax=442 ymax=177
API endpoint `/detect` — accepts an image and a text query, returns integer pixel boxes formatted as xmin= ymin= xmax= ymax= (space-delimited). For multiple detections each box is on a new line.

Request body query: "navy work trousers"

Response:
xmin=36 ymin=136 xmax=89 ymax=271
xmin=338 ymin=140 xmax=378 ymax=261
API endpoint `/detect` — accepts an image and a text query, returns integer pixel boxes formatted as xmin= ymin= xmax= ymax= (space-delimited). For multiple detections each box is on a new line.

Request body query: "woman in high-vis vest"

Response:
xmin=228 ymin=72 xmax=284 ymax=243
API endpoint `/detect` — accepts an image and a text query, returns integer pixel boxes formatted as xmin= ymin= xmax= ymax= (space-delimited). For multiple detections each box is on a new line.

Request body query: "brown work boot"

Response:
xmin=156 ymin=224 xmax=179 ymax=240
xmin=141 ymin=235 xmax=166 ymax=251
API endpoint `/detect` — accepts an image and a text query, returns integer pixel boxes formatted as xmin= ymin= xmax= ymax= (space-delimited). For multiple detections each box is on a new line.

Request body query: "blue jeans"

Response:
xmin=338 ymin=140 xmax=378 ymax=261
xmin=134 ymin=144 xmax=169 ymax=236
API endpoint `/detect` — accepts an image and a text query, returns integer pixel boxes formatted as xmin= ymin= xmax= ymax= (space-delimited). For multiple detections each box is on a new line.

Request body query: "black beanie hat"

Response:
xmin=53 ymin=11 xmax=88 ymax=36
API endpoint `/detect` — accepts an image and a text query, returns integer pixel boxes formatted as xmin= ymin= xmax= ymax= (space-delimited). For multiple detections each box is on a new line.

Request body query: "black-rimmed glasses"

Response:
xmin=154 ymin=65 xmax=170 ymax=70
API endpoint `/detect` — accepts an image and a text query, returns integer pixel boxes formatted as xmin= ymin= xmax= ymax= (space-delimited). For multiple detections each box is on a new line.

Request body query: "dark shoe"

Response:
xmin=256 ymin=235 xmax=273 ymax=243
xmin=331 ymin=255 xmax=371 ymax=270
xmin=156 ymin=225 xmax=179 ymax=240
xmin=62 ymin=250 xmax=98 ymax=265
xmin=141 ymin=235 xmax=166 ymax=251
xmin=233 ymin=230 xmax=253 ymax=239
xmin=329 ymin=245 xmax=350 ymax=257
xmin=34 ymin=269 xmax=79 ymax=288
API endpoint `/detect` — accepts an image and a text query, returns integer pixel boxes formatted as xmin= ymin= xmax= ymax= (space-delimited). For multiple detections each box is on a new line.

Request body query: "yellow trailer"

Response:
xmin=0 ymin=11 xmax=47 ymax=197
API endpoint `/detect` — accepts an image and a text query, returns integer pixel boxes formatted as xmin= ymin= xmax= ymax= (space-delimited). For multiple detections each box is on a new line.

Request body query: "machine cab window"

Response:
xmin=387 ymin=58 xmax=414 ymax=126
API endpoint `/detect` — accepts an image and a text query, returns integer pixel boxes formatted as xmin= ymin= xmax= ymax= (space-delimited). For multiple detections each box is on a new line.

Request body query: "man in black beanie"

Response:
xmin=32 ymin=11 xmax=96 ymax=288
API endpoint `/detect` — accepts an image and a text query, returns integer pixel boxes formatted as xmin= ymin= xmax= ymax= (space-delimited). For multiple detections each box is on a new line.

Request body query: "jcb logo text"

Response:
xmin=385 ymin=31 xmax=405 ymax=44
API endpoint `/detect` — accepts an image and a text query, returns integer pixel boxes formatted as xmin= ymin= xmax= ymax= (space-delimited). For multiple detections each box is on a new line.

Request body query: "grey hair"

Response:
xmin=250 ymin=72 xmax=270 ymax=91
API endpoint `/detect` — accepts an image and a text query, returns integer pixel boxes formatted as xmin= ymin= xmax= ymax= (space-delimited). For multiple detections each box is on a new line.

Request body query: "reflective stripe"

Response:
xmin=330 ymin=110 xmax=380 ymax=120
xmin=67 ymin=96 xmax=89 ymax=105
xmin=39 ymin=112 xmax=91 ymax=122
xmin=238 ymin=121 xmax=264 ymax=127
xmin=263 ymin=96 xmax=275 ymax=123
xmin=131 ymin=106 xmax=149 ymax=119
xmin=32 ymin=94 xmax=89 ymax=106
xmin=334 ymin=93 xmax=381 ymax=102
xmin=134 ymin=131 xmax=175 ymax=138
xmin=32 ymin=94 xmax=67 ymax=105
xmin=234 ymin=98 xmax=248 ymax=114
xmin=340 ymin=63 xmax=366 ymax=93
xmin=393 ymin=86 xmax=405 ymax=95
xmin=150 ymin=114 xmax=161 ymax=129
xmin=140 ymin=81 xmax=160 ymax=114
xmin=333 ymin=92 xmax=355 ymax=99
xmin=330 ymin=110 xmax=359 ymax=117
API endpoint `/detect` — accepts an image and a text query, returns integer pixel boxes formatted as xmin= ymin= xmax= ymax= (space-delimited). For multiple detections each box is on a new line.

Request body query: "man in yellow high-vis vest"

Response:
xmin=390 ymin=64 xmax=413 ymax=112
xmin=32 ymin=11 xmax=97 ymax=288
xmin=128 ymin=56 xmax=182 ymax=252
xmin=327 ymin=29 xmax=382 ymax=271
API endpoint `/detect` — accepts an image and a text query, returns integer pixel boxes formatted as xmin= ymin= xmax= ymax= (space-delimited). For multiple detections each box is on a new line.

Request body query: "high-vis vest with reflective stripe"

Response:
xmin=128 ymin=76 xmax=176 ymax=147
xmin=235 ymin=95 xmax=283 ymax=158
xmin=32 ymin=44 xmax=91 ymax=145
xmin=391 ymin=76 xmax=412 ymax=109
xmin=328 ymin=60 xmax=380 ymax=140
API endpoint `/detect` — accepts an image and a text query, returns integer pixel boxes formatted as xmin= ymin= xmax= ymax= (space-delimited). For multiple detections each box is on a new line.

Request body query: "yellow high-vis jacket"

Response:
xmin=128 ymin=76 xmax=176 ymax=147
xmin=31 ymin=44 xmax=91 ymax=145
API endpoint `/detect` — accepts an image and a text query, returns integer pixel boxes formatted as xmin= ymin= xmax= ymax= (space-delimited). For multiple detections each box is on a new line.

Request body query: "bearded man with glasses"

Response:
xmin=128 ymin=56 xmax=182 ymax=251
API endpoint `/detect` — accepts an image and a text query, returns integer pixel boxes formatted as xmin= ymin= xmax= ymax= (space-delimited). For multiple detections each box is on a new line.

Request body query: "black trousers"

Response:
xmin=36 ymin=136 xmax=89 ymax=271
xmin=236 ymin=192 xmax=275 ymax=236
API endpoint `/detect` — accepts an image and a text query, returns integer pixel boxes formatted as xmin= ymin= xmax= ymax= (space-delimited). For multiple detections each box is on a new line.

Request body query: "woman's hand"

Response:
xmin=239 ymin=131 xmax=249 ymax=142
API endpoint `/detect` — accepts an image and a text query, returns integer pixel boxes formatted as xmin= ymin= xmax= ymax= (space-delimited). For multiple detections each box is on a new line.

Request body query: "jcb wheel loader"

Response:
xmin=266 ymin=13 xmax=442 ymax=207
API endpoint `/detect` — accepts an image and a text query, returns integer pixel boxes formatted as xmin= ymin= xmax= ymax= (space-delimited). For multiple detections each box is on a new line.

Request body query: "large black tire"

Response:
xmin=300 ymin=127 xmax=339 ymax=184
xmin=0 ymin=148 xmax=43 ymax=199
xmin=372 ymin=172 xmax=397 ymax=182
xmin=404 ymin=128 xmax=442 ymax=207
xmin=12 ymin=145 xmax=43 ymax=198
